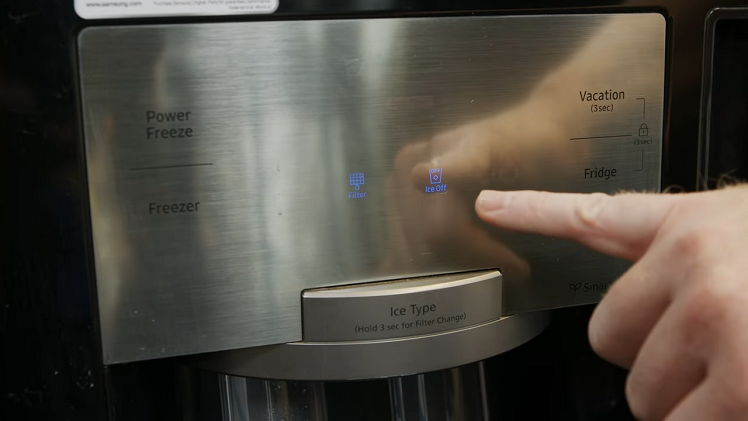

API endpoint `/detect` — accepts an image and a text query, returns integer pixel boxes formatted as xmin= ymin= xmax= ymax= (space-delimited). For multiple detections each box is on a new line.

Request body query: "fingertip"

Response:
xmin=587 ymin=304 xmax=607 ymax=357
xmin=475 ymin=190 xmax=510 ymax=215
xmin=588 ymin=297 xmax=635 ymax=369
xmin=475 ymin=190 xmax=489 ymax=213
xmin=588 ymin=309 xmax=620 ymax=367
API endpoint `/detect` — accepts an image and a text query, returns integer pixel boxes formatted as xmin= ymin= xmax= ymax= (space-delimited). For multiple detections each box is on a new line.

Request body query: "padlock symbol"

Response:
xmin=639 ymin=123 xmax=649 ymax=137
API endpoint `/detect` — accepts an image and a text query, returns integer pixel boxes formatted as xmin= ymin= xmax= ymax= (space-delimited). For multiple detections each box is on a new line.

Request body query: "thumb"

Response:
xmin=475 ymin=190 xmax=682 ymax=261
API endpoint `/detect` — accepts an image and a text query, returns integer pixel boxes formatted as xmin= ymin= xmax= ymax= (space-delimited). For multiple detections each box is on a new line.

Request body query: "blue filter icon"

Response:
xmin=349 ymin=173 xmax=365 ymax=190
xmin=429 ymin=168 xmax=443 ymax=184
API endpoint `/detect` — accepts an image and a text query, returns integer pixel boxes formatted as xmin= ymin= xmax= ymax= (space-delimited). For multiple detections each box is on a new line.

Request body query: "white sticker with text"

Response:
xmin=75 ymin=0 xmax=278 ymax=20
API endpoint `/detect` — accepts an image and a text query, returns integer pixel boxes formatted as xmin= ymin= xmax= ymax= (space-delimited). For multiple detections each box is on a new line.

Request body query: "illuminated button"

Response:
xmin=425 ymin=168 xmax=447 ymax=194
xmin=348 ymin=172 xmax=367 ymax=199
xmin=429 ymin=168 xmax=443 ymax=184
xmin=349 ymin=173 xmax=365 ymax=190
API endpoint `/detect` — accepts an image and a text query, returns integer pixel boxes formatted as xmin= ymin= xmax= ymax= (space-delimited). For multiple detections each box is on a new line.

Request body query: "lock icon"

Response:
xmin=639 ymin=123 xmax=649 ymax=137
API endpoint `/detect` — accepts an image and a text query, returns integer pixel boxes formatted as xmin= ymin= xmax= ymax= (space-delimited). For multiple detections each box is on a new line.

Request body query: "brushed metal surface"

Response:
xmin=188 ymin=312 xmax=550 ymax=380
xmin=303 ymin=270 xmax=501 ymax=342
xmin=77 ymin=13 xmax=666 ymax=364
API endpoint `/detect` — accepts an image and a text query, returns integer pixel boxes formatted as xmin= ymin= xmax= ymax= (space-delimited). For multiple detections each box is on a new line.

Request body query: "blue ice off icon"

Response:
xmin=429 ymin=168 xmax=443 ymax=184
xmin=349 ymin=173 xmax=365 ymax=190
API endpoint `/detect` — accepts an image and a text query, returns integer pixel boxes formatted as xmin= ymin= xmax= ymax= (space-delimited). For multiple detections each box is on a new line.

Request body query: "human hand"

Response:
xmin=475 ymin=187 xmax=748 ymax=420
xmin=381 ymin=67 xmax=590 ymax=279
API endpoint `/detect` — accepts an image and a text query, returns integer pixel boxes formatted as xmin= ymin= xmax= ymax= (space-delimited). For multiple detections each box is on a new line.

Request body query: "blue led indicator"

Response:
xmin=429 ymin=168 xmax=443 ymax=184
xmin=349 ymin=173 xmax=365 ymax=190
xmin=348 ymin=173 xmax=367 ymax=199
xmin=425 ymin=168 xmax=447 ymax=194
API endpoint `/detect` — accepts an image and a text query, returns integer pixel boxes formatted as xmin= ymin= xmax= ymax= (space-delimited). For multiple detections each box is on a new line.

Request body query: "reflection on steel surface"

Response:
xmin=78 ymin=13 xmax=666 ymax=363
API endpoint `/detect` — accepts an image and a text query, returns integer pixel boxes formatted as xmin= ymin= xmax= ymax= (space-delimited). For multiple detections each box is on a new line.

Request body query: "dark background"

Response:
xmin=704 ymin=17 xmax=748 ymax=189
xmin=3 ymin=0 xmax=747 ymax=419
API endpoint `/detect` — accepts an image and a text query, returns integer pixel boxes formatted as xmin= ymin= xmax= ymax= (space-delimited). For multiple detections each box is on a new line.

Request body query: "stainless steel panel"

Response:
xmin=78 ymin=13 xmax=667 ymax=364
xmin=189 ymin=312 xmax=550 ymax=380
xmin=303 ymin=270 xmax=501 ymax=342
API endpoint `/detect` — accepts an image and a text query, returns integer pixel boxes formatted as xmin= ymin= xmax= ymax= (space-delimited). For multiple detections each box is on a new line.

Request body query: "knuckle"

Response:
xmin=679 ymin=282 xmax=730 ymax=349
xmin=575 ymin=193 xmax=612 ymax=232
xmin=729 ymin=376 xmax=748 ymax=413
xmin=587 ymin=315 xmax=611 ymax=360
xmin=671 ymin=229 xmax=713 ymax=262
xmin=527 ymin=192 xmax=550 ymax=223
xmin=713 ymin=367 xmax=748 ymax=416
xmin=733 ymin=378 xmax=748 ymax=413
xmin=587 ymin=303 xmax=625 ymax=366
xmin=625 ymin=374 xmax=652 ymax=421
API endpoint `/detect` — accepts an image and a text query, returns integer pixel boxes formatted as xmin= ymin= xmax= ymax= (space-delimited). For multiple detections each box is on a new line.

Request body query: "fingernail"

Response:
xmin=476 ymin=190 xmax=510 ymax=213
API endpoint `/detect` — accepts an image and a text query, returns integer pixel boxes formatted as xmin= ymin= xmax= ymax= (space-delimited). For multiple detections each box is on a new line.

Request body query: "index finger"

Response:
xmin=475 ymin=190 xmax=681 ymax=261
